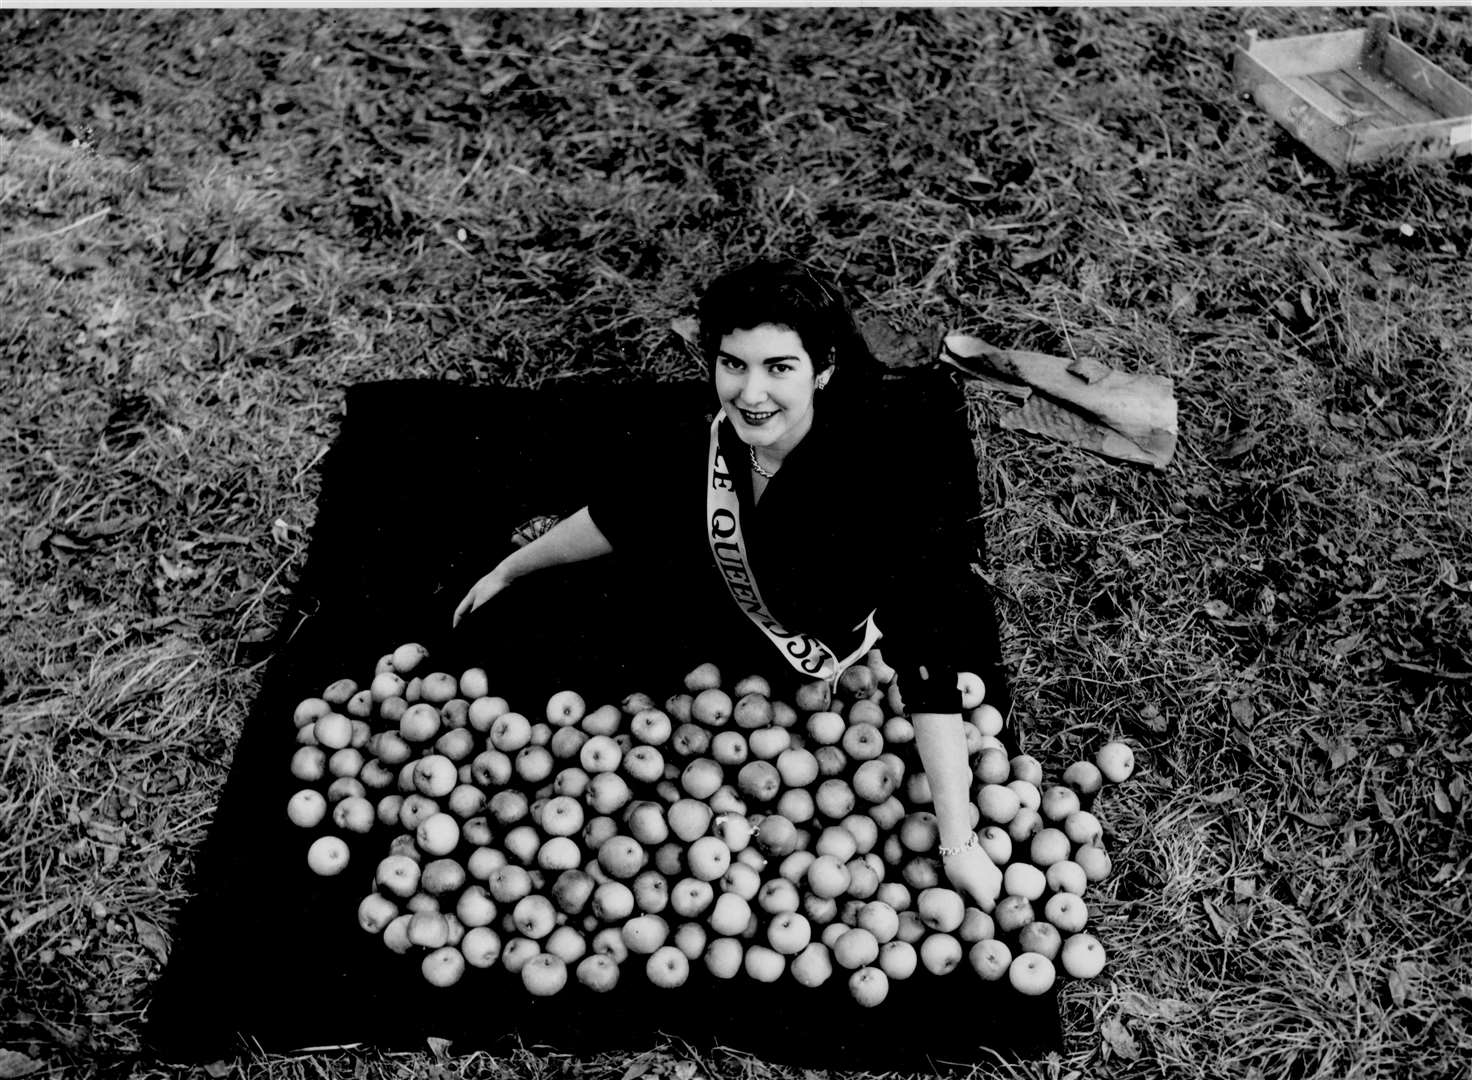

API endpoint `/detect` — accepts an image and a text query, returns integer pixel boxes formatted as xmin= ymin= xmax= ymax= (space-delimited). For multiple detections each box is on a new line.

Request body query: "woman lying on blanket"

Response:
xmin=453 ymin=258 xmax=1003 ymax=912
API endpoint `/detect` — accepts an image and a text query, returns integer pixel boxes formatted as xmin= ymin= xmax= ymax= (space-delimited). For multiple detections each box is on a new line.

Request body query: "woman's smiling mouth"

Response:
xmin=739 ymin=408 xmax=777 ymax=426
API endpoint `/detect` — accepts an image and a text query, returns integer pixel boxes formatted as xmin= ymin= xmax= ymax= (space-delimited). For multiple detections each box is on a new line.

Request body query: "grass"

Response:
xmin=2 ymin=6 xmax=1470 ymax=1079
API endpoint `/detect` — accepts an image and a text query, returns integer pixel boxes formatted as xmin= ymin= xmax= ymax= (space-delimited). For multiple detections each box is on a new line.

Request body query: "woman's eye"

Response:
xmin=770 ymin=364 xmax=792 ymax=375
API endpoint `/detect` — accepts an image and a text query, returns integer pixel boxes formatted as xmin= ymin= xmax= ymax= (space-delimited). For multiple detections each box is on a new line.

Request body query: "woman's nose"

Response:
xmin=738 ymin=369 xmax=768 ymax=403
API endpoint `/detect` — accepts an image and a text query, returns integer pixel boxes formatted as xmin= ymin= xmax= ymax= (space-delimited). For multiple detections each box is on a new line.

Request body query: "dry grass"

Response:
xmin=2 ymin=7 xmax=1470 ymax=1080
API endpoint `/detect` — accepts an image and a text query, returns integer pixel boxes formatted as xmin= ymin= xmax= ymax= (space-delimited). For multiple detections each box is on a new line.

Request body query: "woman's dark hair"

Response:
xmin=697 ymin=259 xmax=881 ymax=385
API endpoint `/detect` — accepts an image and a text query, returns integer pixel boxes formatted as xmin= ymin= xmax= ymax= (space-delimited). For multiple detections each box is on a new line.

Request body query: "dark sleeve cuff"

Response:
xmin=894 ymin=662 xmax=963 ymax=715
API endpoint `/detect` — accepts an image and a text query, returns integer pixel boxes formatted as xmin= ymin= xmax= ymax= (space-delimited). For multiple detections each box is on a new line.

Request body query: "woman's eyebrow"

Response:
xmin=717 ymin=351 xmax=800 ymax=364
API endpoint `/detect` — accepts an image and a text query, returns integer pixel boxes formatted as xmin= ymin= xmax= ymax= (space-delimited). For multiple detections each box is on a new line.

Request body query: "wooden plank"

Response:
xmin=1289 ymin=73 xmax=1397 ymax=132
xmin=1351 ymin=117 xmax=1472 ymax=164
xmin=1236 ymin=50 xmax=1353 ymax=170
xmin=1352 ymin=116 xmax=1472 ymax=165
xmin=1382 ymin=37 xmax=1472 ymax=117
xmin=1246 ymin=28 xmax=1364 ymax=78
xmin=1310 ymin=68 xmax=1440 ymax=126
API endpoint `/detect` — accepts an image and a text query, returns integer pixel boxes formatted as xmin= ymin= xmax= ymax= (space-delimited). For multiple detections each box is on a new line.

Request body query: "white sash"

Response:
xmin=705 ymin=413 xmax=881 ymax=686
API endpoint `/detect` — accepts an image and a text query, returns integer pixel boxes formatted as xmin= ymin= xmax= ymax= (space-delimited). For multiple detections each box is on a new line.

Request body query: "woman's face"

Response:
xmin=713 ymin=324 xmax=821 ymax=455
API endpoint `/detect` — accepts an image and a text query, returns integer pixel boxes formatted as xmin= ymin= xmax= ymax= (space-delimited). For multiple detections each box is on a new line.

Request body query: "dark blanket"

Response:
xmin=145 ymin=373 xmax=1059 ymax=1067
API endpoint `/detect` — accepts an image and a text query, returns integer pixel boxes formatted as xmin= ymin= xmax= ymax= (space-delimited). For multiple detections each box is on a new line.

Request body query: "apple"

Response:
xmin=868 ymin=796 xmax=905 ymax=831
xmin=313 ymin=712 xmax=353 ymax=751
xmin=711 ymin=730 xmax=749 ymax=766
xmin=710 ymin=812 xmax=752 ymax=852
xmin=670 ymin=877 xmax=715 ymax=919
xmin=681 ymin=758 xmax=724 ymax=800
xmin=488 ymin=789 xmax=529 ymax=828
xmin=1060 ymin=931 xmax=1107 ymax=978
xmin=489 ymin=712 xmax=532 ymax=753
xmin=881 ymin=716 xmax=914 ymax=746
xmin=1030 ymin=827 xmax=1071 ymax=868
xmin=407 ymin=910 xmax=450 ymax=949
xmin=357 ymin=892 xmax=399 ymax=935
xmin=856 ymin=900 xmax=900 ymax=943
xmin=848 ymin=965 xmax=888 ymax=1007
xmin=421 ymin=858 xmax=467 ymax=896
xmin=665 ymin=693 xmax=695 ymax=724
xmin=642 ymin=943 xmax=689 ymax=988
xmin=1040 ymin=786 xmax=1081 ymax=824
xmin=544 ymin=689 xmax=585 ymax=728
xmin=654 ymin=841 xmax=686 ymax=878
xmin=1063 ymin=810 xmax=1104 ymax=847
xmin=399 ymin=703 xmax=442 ymax=745
xmin=803 ymin=891 xmax=840 ymax=927
xmin=1062 ymin=760 xmax=1104 ymax=801
xmin=670 ymin=723 xmax=710 ymax=757
xmin=977 ymin=825 xmax=1011 ymax=867
xmin=597 ymin=835 xmax=647 ymax=880
xmin=973 ymin=748 xmax=1011 ymax=787
xmin=731 ymin=693 xmax=774 ymax=731
xmin=469 ymin=750 xmax=512 ymax=790
xmin=1004 ymin=862 xmax=1047 ymax=901
xmin=1074 ymin=844 xmax=1113 ymax=883
xmin=1008 ymin=951 xmax=1056 ymax=996
xmin=632 ymin=870 xmax=669 ymax=914
xmin=917 ymin=888 xmax=966 ymax=933
xmin=328 ymin=746 xmax=365 ymax=779
xmin=371 ymin=671 xmax=407 ymax=704
xmin=969 ymin=938 xmax=1011 ymax=980
xmin=549 ymin=726 xmax=588 ymax=761
xmin=661 ymin=798 xmax=709 ymax=844
xmin=1006 ymin=806 xmax=1044 ymax=846
xmin=778 ymin=850 xmax=816 ymax=885
xmin=771 ymin=699 xmax=799 ymax=729
xmin=685 ymin=835 xmax=733 ymax=882
xmin=467 ymin=845 xmax=505 ymax=880
xmin=708 ymin=893 xmax=752 ymax=937
xmin=977 ymin=784 xmax=1021 ymax=825
xmin=815 ymin=746 xmax=848 ymax=778
xmin=379 ymin=697 xmax=409 ymax=725
xmin=287 ymin=789 xmax=327 ymax=828
xmin=487 ymin=865 xmax=533 ymax=904
xmin=832 ymin=927 xmax=880 ymax=970
xmin=551 ymin=767 xmax=590 ymax=800
xmin=513 ymin=746 xmax=554 ymax=785
xmin=920 ymin=932 xmax=963 ymax=975
xmin=875 ymin=881 xmax=911 ymax=912
xmin=718 ymin=859 xmax=759 ymax=901
xmin=294 ymin=696 xmax=331 ymax=728
xmin=755 ymin=814 xmax=799 ymax=857
xmin=789 ymin=941 xmax=834 ymax=987
xmin=627 ymin=708 xmax=670 ymax=746
xmin=568 ymin=952 xmax=616 ymax=992
xmin=776 ymin=787 xmax=815 ymax=824
xmin=586 ymin=772 xmax=632 ymax=816
xmin=502 ymin=824 xmax=540 ymax=865
xmin=414 ymin=812 xmax=459 ymax=856
xmin=806 ymin=710 xmax=844 ymax=746
xmin=805 ymin=854 xmax=851 ymax=899
xmin=290 ymin=746 xmax=326 ymax=782
xmin=543 ymin=925 xmax=587 ymax=965
xmin=683 ymin=661 xmax=722 ymax=692
xmin=537 ymin=837 xmax=581 ymax=871
xmin=1096 ymin=740 xmax=1135 ymax=782
xmin=840 ymin=723 xmax=883 ymax=763
xmin=994 ymin=896 xmax=1035 ymax=934
xmin=815 ymin=825 xmax=858 ymax=863
xmin=1046 ymin=860 xmax=1087 ymax=896
xmin=742 ymin=944 xmax=785 ymax=983
xmin=968 ymin=702 xmax=1004 ymax=737
xmin=621 ymin=913 xmax=670 ymax=955
xmin=624 ymin=801 xmax=670 ymax=847
xmin=691 ymin=688 xmax=733 ymax=727
xmin=737 ymin=760 xmax=780 ymax=803
xmin=1018 ymin=920 xmax=1061 ymax=960
xmin=775 ymin=748 xmax=820 ymax=789
xmin=520 ymin=952 xmax=568 ymax=996
xmin=621 ymin=745 xmax=664 ymax=785
xmin=467 ymin=695 xmax=509 ymax=733
xmin=794 ymin=679 xmax=831 ymax=712
xmin=1008 ymin=753 xmax=1044 ymax=787
xmin=899 ymin=812 xmax=938 ymax=854
xmin=814 ymin=779 xmax=856 ymax=821
xmin=766 ymin=911 xmax=812 ymax=955
xmin=580 ymin=815 xmax=618 ymax=854
xmin=704 ymin=936 xmax=744 ymax=979
xmin=306 ymin=836 xmax=349 ymax=876
xmin=952 ymin=670 xmax=984 ymax=710
xmin=327 ymin=777 xmax=365 ymax=804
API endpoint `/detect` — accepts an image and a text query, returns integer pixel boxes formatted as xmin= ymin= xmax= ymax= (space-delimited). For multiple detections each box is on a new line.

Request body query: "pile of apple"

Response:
xmin=286 ymin=642 xmax=1136 ymax=1006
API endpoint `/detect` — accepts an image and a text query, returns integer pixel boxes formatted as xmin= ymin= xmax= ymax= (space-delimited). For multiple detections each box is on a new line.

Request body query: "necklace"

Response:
xmin=749 ymin=445 xmax=777 ymax=479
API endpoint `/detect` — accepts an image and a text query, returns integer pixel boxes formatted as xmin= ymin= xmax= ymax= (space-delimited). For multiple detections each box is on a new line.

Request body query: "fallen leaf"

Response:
xmin=427 ymin=1037 xmax=452 ymax=1061
xmin=1201 ymin=896 xmax=1231 ymax=940
xmin=0 ymin=1050 xmax=42 ymax=1078
xmin=1201 ymin=788 xmax=1240 ymax=805
xmin=1387 ymin=961 xmax=1418 ymax=1007
xmin=133 ymin=916 xmax=170 ymax=965
xmin=621 ymin=1063 xmax=651 ymax=1080
xmin=202 ymin=1061 xmax=234 ymax=1079
xmin=1290 ymin=810 xmax=1338 ymax=828
xmin=1117 ymin=990 xmax=1193 ymax=1021
xmin=1202 ymin=599 xmax=1230 ymax=619
xmin=1229 ymin=698 xmax=1256 ymax=728
xmin=1100 ymin=1015 xmax=1140 ymax=1060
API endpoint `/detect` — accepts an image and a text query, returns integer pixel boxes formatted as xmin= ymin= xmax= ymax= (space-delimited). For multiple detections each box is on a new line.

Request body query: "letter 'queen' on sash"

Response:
xmin=706 ymin=414 xmax=880 ymax=686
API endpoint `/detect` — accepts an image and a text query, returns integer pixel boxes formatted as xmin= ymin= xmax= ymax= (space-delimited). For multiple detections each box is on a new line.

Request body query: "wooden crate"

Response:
xmin=1234 ymin=14 xmax=1472 ymax=171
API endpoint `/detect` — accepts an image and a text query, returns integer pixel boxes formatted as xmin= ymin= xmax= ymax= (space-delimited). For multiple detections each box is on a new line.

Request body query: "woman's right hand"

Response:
xmin=452 ymin=569 xmax=510 ymax=627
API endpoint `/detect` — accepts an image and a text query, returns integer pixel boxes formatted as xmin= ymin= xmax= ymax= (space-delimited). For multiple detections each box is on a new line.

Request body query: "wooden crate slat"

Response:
xmin=1382 ymin=37 xmax=1472 ymax=117
xmin=1292 ymin=73 xmax=1401 ymax=131
xmin=1350 ymin=116 xmax=1472 ymax=164
xmin=1237 ymin=52 xmax=1353 ymax=171
xmin=1310 ymin=67 xmax=1442 ymax=127
xmin=1247 ymin=28 xmax=1365 ymax=77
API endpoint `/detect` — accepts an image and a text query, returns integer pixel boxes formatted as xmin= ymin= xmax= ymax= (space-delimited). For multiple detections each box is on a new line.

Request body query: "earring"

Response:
xmin=816 ymin=369 xmax=833 ymax=390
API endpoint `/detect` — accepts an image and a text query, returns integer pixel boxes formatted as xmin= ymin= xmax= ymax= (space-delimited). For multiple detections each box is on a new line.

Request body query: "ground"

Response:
xmin=1 ymin=7 xmax=1470 ymax=1080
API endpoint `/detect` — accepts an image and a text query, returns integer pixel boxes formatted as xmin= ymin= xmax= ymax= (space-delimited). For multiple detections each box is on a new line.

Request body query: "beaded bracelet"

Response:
xmin=937 ymin=833 xmax=979 ymax=858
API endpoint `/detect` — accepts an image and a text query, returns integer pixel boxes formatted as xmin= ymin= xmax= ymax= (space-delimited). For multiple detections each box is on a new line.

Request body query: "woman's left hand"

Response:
xmin=942 ymin=840 xmax=1002 ymax=912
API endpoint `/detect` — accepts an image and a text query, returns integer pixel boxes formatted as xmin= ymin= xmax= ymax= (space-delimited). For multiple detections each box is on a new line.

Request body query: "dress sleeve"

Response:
xmin=867 ymin=392 xmax=995 ymax=716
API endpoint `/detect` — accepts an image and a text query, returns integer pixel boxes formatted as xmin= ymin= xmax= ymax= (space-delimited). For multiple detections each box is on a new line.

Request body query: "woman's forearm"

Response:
xmin=911 ymin=711 xmax=975 ymax=848
xmin=495 ymin=506 xmax=613 ymax=582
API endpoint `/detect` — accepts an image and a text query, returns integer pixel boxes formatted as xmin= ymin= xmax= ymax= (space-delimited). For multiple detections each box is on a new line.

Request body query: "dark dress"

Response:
xmin=586 ymin=382 xmax=994 ymax=715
